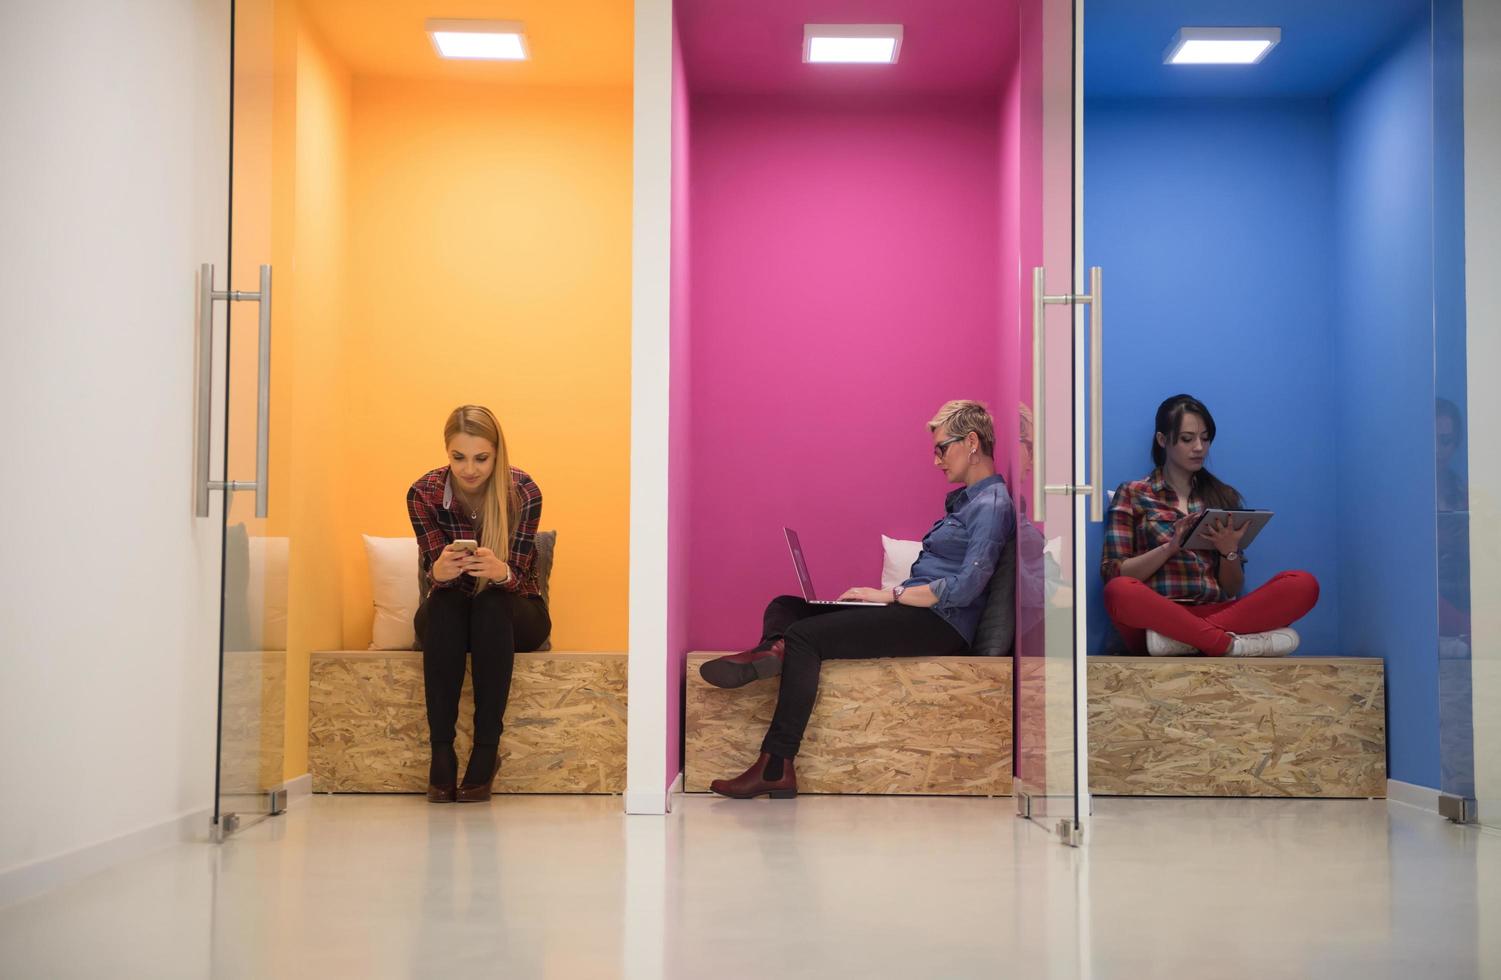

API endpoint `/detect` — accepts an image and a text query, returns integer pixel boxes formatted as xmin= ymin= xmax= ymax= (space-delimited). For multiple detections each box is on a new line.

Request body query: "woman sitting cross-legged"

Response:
xmin=1101 ymin=393 xmax=1319 ymax=657
xmin=699 ymin=400 xmax=1015 ymax=800
xmin=408 ymin=404 xmax=550 ymax=804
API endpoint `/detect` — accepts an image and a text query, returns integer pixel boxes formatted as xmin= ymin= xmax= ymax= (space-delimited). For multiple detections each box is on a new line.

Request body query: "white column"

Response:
xmin=625 ymin=0 xmax=674 ymax=815
xmin=1465 ymin=0 xmax=1501 ymax=835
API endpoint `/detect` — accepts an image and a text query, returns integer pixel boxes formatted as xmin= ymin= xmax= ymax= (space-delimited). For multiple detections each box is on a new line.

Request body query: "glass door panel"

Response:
xmin=1015 ymin=0 xmax=1089 ymax=845
xmin=213 ymin=0 xmax=286 ymax=840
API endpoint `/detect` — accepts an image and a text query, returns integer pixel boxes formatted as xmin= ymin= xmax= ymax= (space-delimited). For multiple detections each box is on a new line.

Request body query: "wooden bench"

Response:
xmin=308 ymin=650 xmax=626 ymax=794
xmin=1088 ymin=656 xmax=1386 ymax=798
xmin=685 ymin=653 xmax=1386 ymax=799
xmin=685 ymin=652 xmax=1014 ymax=796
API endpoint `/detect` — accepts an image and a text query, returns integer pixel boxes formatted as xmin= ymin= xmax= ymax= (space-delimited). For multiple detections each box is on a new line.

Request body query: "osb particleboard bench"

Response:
xmin=1088 ymin=656 xmax=1386 ymax=798
xmin=685 ymin=652 xmax=1014 ymax=796
xmin=309 ymin=650 xmax=626 ymax=795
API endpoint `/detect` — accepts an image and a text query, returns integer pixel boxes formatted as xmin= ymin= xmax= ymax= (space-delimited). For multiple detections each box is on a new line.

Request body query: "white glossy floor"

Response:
xmin=1 ymin=794 xmax=1497 ymax=979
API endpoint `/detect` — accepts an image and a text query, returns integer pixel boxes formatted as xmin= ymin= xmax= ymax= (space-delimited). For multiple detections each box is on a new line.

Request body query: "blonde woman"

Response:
xmin=699 ymin=401 xmax=1015 ymax=799
xmin=407 ymin=405 xmax=549 ymax=803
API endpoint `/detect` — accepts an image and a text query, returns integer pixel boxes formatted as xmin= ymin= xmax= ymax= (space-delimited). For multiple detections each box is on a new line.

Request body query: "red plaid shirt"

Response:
xmin=407 ymin=465 xmax=544 ymax=601
xmin=1100 ymin=470 xmax=1243 ymax=604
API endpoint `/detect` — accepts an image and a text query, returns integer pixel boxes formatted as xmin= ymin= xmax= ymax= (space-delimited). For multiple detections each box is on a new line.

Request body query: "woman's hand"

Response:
xmin=1197 ymin=516 xmax=1248 ymax=556
xmin=837 ymin=587 xmax=893 ymax=604
xmin=431 ymin=542 xmax=471 ymax=583
xmin=465 ymin=547 xmax=513 ymax=584
xmin=1162 ymin=515 xmax=1196 ymax=558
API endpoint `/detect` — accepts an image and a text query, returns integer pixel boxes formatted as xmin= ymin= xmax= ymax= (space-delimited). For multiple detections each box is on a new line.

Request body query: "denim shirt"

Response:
xmin=902 ymin=474 xmax=1015 ymax=645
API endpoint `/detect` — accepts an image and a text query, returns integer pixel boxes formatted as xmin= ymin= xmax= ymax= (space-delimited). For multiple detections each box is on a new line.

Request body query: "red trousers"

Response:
xmin=1103 ymin=571 xmax=1320 ymax=656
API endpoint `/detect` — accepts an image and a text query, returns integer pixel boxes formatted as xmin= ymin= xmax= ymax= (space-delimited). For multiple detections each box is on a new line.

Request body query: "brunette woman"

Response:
xmin=1101 ymin=394 xmax=1318 ymax=657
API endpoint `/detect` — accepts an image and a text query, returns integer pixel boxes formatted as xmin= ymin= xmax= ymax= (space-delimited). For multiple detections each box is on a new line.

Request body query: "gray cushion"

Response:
xmin=531 ymin=531 xmax=556 ymax=652
xmin=414 ymin=530 xmax=557 ymax=652
xmin=970 ymin=533 xmax=1017 ymax=656
xmin=531 ymin=530 xmax=557 ymax=606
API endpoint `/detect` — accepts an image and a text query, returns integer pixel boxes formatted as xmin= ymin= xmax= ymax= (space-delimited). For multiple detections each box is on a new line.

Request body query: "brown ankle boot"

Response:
xmin=698 ymin=639 xmax=786 ymax=689
xmin=709 ymin=752 xmax=797 ymax=799
xmin=456 ymin=746 xmax=501 ymax=803
xmin=427 ymin=744 xmax=458 ymax=803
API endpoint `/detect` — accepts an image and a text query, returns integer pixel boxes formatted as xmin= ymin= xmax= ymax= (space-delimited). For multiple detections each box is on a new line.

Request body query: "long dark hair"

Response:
xmin=1150 ymin=394 xmax=1242 ymax=509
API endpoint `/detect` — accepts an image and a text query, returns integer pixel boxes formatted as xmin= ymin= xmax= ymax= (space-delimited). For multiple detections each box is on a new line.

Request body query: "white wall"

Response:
xmin=0 ymin=1 xmax=230 ymax=896
xmin=1466 ymin=0 xmax=1501 ymax=830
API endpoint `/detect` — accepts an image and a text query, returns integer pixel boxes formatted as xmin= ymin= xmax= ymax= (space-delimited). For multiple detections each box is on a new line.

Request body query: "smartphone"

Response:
xmin=451 ymin=539 xmax=478 ymax=553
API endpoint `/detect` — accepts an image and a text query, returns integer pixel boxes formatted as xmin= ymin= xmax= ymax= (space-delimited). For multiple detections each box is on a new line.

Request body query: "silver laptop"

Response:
xmin=784 ymin=528 xmax=885 ymax=606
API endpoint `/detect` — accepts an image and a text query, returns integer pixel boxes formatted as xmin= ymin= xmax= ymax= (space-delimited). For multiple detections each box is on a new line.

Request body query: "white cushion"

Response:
xmin=246 ymin=536 xmax=289 ymax=651
xmin=880 ymin=535 xmax=923 ymax=590
xmin=364 ymin=535 xmax=420 ymax=651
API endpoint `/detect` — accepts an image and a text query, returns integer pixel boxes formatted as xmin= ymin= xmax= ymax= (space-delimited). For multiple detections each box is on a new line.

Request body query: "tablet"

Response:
xmin=1182 ymin=509 xmax=1273 ymax=552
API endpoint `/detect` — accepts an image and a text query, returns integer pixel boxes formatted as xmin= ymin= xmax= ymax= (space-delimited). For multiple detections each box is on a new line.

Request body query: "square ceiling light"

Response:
xmin=426 ymin=19 xmax=529 ymax=60
xmin=1164 ymin=27 xmax=1281 ymax=65
xmin=803 ymin=24 xmax=903 ymax=64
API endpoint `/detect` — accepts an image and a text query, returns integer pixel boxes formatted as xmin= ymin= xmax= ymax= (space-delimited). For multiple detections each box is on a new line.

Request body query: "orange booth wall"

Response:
xmin=266 ymin=8 xmax=632 ymax=782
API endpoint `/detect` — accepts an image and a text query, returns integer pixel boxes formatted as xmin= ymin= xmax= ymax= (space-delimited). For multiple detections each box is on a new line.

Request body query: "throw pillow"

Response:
xmin=879 ymin=535 xmax=923 ymax=590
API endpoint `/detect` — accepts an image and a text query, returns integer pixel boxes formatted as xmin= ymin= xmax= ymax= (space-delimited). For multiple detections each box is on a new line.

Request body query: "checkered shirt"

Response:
xmin=407 ymin=465 xmax=543 ymax=600
xmin=1100 ymin=470 xmax=1242 ymax=604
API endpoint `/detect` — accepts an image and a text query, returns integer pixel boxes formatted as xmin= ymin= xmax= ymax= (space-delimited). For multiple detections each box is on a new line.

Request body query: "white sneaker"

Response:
xmin=1146 ymin=630 xmax=1197 ymax=656
xmin=1227 ymin=628 xmax=1300 ymax=657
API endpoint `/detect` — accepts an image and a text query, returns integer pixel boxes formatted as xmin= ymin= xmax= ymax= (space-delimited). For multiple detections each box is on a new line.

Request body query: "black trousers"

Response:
xmin=415 ymin=588 xmax=551 ymax=747
xmin=757 ymin=595 xmax=968 ymax=758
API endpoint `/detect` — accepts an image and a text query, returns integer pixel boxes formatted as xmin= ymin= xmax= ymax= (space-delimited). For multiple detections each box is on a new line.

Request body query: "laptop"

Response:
xmin=784 ymin=528 xmax=885 ymax=606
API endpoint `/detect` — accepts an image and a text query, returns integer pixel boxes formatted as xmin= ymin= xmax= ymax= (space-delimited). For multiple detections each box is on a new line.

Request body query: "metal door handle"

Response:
xmin=193 ymin=263 xmax=273 ymax=518
xmin=1030 ymin=266 xmax=1103 ymax=523
xmin=252 ymin=265 xmax=272 ymax=519
xmin=195 ymin=266 xmax=215 ymax=518
xmin=1031 ymin=267 xmax=1046 ymax=523
xmin=1088 ymin=266 xmax=1103 ymax=522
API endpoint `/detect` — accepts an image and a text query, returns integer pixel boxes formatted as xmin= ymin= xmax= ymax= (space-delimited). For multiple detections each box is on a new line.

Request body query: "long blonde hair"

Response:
xmin=444 ymin=405 xmax=520 ymax=591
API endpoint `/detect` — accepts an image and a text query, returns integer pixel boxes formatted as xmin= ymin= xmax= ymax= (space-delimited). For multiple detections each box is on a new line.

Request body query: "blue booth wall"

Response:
xmin=1085 ymin=15 xmax=1442 ymax=787
xmin=1083 ymin=98 xmax=1344 ymax=655
xmin=1332 ymin=19 xmax=1439 ymax=789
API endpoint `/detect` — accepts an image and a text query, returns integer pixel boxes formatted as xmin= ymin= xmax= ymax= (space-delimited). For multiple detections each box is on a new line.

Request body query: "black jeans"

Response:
xmin=415 ymin=588 xmax=551 ymax=746
xmin=757 ymin=595 xmax=968 ymax=758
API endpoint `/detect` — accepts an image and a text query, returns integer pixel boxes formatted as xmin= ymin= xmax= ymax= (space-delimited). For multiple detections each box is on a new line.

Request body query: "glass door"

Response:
xmin=203 ymin=0 xmax=287 ymax=841
xmin=1014 ymin=0 xmax=1093 ymax=846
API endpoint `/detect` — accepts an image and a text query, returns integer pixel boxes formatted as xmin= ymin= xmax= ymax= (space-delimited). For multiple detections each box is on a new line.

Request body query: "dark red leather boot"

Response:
xmin=709 ymin=753 xmax=798 ymax=799
xmin=698 ymin=639 xmax=786 ymax=689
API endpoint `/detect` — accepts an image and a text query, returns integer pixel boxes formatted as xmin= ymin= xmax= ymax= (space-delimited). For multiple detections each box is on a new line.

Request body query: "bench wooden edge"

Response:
xmin=1089 ymin=655 xmax=1383 ymax=666
xmin=313 ymin=649 xmax=626 ymax=661
xmin=686 ymin=650 xmax=1012 ymax=665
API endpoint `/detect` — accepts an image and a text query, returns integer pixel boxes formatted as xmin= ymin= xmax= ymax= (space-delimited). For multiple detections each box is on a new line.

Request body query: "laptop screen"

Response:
xmin=783 ymin=527 xmax=817 ymax=601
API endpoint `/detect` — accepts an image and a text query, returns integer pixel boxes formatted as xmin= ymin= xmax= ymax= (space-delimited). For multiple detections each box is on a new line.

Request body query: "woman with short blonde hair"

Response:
xmin=700 ymin=400 xmax=1014 ymax=799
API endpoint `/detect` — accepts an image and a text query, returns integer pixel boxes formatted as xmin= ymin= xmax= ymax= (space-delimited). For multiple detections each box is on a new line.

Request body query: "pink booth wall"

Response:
xmin=686 ymin=94 xmax=1005 ymax=648
xmin=668 ymin=4 xmax=1028 ymax=767
xmin=667 ymin=17 xmax=693 ymax=782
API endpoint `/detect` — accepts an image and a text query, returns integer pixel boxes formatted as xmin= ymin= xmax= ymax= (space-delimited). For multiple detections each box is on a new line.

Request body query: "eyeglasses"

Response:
xmin=933 ymin=437 xmax=963 ymax=459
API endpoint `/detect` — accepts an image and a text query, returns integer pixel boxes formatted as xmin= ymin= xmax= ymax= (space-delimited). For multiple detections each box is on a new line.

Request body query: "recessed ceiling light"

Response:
xmin=803 ymin=24 xmax=903 ymax=65
xmin=426 ymin=18 xmax=529 ymax=61
xmin=1164 ymin=27 xmax=1280 ymax=65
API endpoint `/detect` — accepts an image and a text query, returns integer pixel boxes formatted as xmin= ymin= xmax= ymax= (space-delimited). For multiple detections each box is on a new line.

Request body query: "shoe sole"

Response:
xmin=709 ymin=784 xmax=798 ymax=800
xmin=699 ymin=654 xmax=782 ymax=689
xmin=1229 ymin=629 xmax=1300 ymax=657
xmin=1146 ymin=633 xmax=1197 ymax=657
